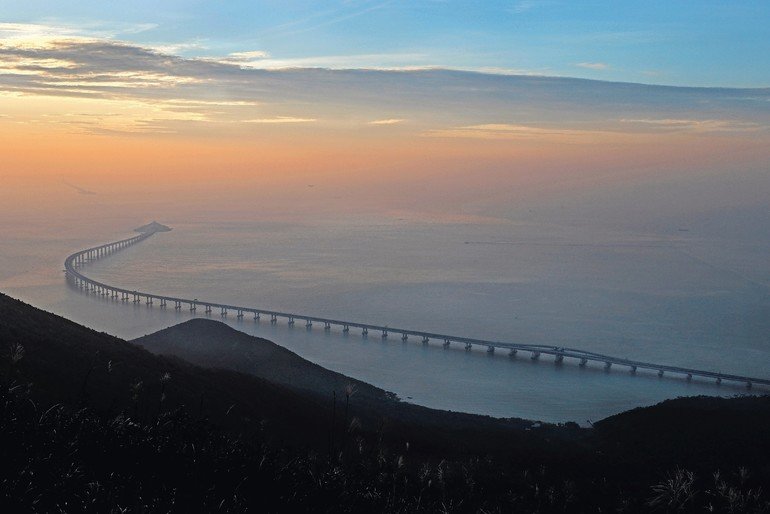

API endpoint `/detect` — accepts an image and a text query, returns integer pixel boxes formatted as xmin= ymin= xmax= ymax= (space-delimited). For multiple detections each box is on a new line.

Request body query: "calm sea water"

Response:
xmin=2 ymin=214 xmax=769 ymax=423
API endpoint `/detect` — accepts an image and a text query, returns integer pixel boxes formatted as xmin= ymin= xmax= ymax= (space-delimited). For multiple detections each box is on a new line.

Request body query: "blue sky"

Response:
xmin=1 ymin=0 xmax=768 ymax=87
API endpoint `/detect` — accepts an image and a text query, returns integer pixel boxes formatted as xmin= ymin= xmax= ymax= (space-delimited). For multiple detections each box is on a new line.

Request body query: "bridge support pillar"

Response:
xmin=205 ymin=305 xmax=212 ymax=313
xmin=630 ymin=365 xmax=637 ymax=374
xmin=487 ymin=345 xmax=495 ymax=354
xmin=221 ymin=308 xmax=227 ymax=316
xmin=271 ymin=314 xmax=277 ymax=324
xmin=190 ymin=303 xmax=197 ymax=312
xmin=174 ymin=301 xmax=181 ymax=310
xmin=324 ymin=322 xmax=330 ymax=330
xmin=555 ymin=354 xmax=564 ymax=364
xmin=287 ymin=317 xmax=295 ymax=325
xmin=509 ymin=348 xmax=517 ymax=357
xmin=381 ymin=330 xmax=388 ymax=338
xmin=604 ymin=362 xmax=612 ymax=370
xmin=306 ymin=319 xmax=312 ymax=328
xmin=342 ymin=325 xmax=349 ymax=332
xmin=254 ymin=313 xmax=260 ymax=321
xmin=465 ymin=342 xmax=472 ymax=351
xmin=362 ymin=328 xmax=368 ymax=335
xmin=443 ymin=339 xmax=450 ymax=348
xmin=686 ymin=373 xmax=692 ymax=381
xmin=237 ymin=310 xmax=243 ymax=318
xmin=531 ymin=351 xmax=540 ymax=360
xmin=658 ymin=370 xmax=664 ymax=378
xmin=579 ymin=358 xmax=587 ymax=367
xmin=422 ymin=336 xmax=429 ymax=344
xmin=401 ymin=333 xmax=407 ymax=341
xmin=716 ymin=377 xmax=721 ymax=385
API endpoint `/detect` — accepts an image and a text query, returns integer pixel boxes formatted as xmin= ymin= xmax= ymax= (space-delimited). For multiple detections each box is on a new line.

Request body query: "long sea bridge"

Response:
xmin=65 ymin=227 xmax=770 ymax=390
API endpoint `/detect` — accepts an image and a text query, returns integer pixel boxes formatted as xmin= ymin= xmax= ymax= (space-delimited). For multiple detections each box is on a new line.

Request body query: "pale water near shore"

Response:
xmin=2 ymin=215 xmax=769 ymax=423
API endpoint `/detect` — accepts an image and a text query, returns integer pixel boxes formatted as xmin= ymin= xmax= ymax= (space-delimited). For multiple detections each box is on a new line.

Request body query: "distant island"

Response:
xmin=134 ymin=221 xmax=172 ymax=234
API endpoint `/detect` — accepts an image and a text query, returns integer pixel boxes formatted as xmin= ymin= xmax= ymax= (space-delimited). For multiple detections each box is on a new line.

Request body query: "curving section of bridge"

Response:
xmin=64 ymin=228 xmax=770 ymax=390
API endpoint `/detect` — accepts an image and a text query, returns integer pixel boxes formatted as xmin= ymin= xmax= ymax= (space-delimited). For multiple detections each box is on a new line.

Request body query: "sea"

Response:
xmin=2 ymin=211 xmax=769 ymax=424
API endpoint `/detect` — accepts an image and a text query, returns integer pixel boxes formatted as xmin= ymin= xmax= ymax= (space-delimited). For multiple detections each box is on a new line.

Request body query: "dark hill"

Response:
xmin=0 ymin=292 xmax=329 ymax=446
xmin=133 ymin=318 xmax=394 ymax=404
xmin=133 ymin=318 xmax=546 ymax=455
xmin=595 ymin=395 xmax=770 ymax=473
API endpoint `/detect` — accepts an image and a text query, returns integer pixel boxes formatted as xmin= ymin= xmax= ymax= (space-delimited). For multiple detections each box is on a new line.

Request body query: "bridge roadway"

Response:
xmin=64 ymin=230 xmax=770 ymax=390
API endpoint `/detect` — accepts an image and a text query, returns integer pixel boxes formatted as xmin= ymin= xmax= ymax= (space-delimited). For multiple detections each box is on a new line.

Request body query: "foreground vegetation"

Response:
xmin=2 ymin=379 xmax=769 ymax=513
xmin=1 ymin=293 xmax=769 ymax=512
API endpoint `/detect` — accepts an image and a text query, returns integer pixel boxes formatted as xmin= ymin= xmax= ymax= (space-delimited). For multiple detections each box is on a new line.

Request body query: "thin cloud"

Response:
xmin=228 ymin=50 xmax=270 ymax=60
xmin=117 ymin=23 xmax=158 ymax=35
xmin=148 ymin=41 xmax=208 ymax=55
xmin=271 ymin=0 xmax=397 ymax=38
xmin=235 ymin=52 xmax=430 ymax=70
xmin=243 ymin=117 xmax=317 ymax=124
xmin=576 ymin=62 xmax=609 ymax=71
xmin=423 ymin=123 xmax=611 ymax=141
xmin=0 ymin=21 xmax=157 ymax=43
xmin=511 ymin=1 xmax=537 ymax=13
xmin=368 ymin=118 xmax=405 ymax=125
xmin=161 ymin=99 xmax=261 ymax=107
xmin=509 ymin=1 xmax=553 ymax=14
xmin=620 ymin=118 xmax=765 ymax=133
xmin=63 ymin=181 xmax=96 ymax=195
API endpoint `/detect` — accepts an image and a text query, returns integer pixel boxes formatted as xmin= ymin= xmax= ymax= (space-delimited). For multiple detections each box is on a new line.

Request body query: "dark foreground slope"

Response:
xmin=0 ymin=293 xmax=332 ymax=445
xmin=134 ymin=318 xmax=397 ymax=405
xmin=2 ymin=292 xmax=770 ymax=513
xmin=134 ymin=320 xmax=541 ymax=453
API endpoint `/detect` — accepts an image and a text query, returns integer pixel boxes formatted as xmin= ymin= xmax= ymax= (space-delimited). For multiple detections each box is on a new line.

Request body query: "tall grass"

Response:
xmin=1 ymin=343 xmax=768 ymax=513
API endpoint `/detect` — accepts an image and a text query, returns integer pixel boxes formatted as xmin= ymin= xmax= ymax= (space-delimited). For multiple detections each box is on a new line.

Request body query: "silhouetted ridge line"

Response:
xmin=64 ymin=227 xmax=770 ymax=389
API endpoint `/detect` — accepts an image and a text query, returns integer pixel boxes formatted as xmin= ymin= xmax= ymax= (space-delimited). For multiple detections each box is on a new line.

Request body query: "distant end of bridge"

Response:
xmin=134 ymin=221 xmax=172 ymax=234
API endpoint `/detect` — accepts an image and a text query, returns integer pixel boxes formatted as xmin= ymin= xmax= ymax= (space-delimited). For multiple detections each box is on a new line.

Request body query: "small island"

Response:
xmin=134 ymin=221 xmax=172 ymax=234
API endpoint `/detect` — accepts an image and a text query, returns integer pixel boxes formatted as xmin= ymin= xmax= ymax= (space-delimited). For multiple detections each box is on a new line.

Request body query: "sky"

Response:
xmin=2 ymin=1 xmax=770 ymax=86
xmin=0 ymin=1 xmax=769 ymax=227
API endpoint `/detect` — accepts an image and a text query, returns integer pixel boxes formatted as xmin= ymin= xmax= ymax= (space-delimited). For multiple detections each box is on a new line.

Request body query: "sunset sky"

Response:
xmin=1 ymin=1 xmax=769 ymax=225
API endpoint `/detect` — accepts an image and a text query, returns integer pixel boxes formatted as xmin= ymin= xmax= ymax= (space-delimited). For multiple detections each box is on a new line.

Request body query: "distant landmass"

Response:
xmin=134 ymin=221 xmax=172 ymax=233
xmin=1 ymin=291 xmax=769 ymax=512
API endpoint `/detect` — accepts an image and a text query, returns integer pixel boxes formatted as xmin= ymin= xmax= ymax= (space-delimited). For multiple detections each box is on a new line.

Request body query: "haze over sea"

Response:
xmin=2 ymin=2 xmax=770 ymax=424
xmin=2 ymin=183 xmax=769 ymax=423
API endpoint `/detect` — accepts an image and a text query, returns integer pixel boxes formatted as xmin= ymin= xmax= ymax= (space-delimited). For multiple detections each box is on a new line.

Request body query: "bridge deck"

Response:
xmin=64 ymin=231 xmax=770 ymax=388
